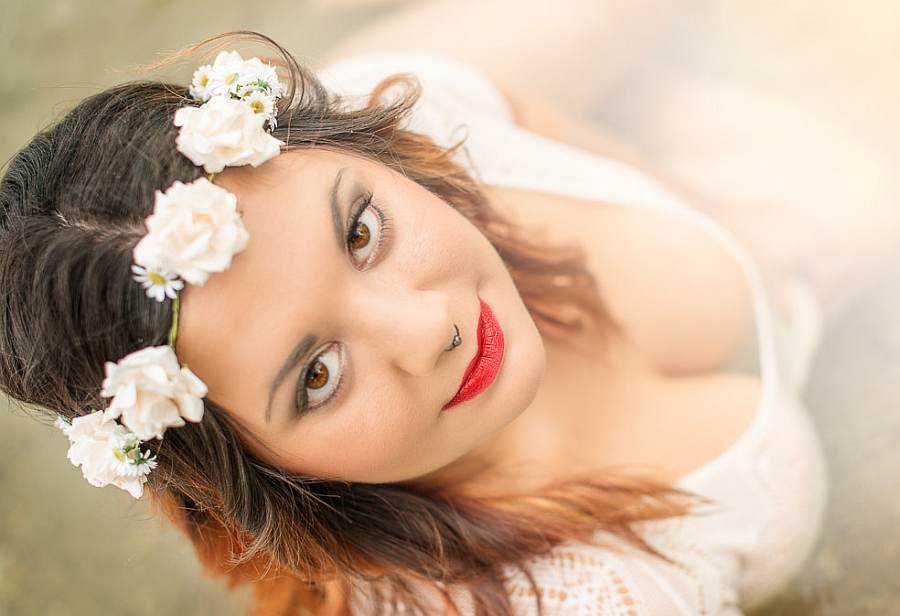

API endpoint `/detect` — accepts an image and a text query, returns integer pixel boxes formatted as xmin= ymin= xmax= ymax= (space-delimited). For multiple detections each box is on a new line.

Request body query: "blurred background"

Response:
xmin=2 ymin=1 xmax=899 ymax=614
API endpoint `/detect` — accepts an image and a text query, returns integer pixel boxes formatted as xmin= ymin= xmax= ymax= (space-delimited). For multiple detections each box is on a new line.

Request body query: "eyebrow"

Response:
xmin=264 ymin=167 xmax=347 ymax=423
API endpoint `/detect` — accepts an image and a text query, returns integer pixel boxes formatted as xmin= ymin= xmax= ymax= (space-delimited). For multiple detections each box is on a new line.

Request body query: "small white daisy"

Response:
xmin=111 ymin=440 xmax=158 ymax=478
xmin=189 ymin=64 xmax=215 ymax=103
xmin=131 ymin=263 xmax=184 ymax=302
xmin=54 ymin=414 xmax=71 ymax=434
xmin=56 ymin=409 xmax=156 ymax=498
xmin=241 ymin=89 xmax=278 ymax=130
xmin=242 ymin=89 xmax=275 ymax=118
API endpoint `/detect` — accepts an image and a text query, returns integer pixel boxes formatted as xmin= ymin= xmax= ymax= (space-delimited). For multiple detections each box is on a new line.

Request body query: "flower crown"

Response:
xmin=55 ymin=50 xmax=286 ymax=499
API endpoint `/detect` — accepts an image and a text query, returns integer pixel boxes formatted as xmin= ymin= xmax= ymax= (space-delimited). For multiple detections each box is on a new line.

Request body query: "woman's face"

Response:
xmin=175 ymin=148 xmax=546 ymax=483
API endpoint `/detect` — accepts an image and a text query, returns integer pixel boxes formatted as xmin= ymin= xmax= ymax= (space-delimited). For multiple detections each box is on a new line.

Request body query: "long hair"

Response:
xmin=0 ymin=31 xmax=704 ymax=615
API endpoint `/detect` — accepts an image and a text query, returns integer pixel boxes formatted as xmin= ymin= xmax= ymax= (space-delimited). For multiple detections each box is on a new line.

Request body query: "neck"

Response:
xmin=415 ymin=330 xmax=653 ymax=499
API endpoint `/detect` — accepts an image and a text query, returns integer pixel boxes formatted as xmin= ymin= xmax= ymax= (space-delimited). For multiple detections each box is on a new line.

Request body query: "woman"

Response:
xmin=0 ymin=26 xmax=827 ymax=615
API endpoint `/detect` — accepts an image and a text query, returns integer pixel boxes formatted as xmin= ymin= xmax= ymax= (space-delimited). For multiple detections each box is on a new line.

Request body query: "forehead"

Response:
xmin=173 ymin=148 xmax=367 ymax=421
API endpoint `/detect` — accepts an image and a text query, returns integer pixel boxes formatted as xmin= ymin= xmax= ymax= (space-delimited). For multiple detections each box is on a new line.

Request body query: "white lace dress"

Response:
xmin=318 ymin=52 xmax=829 ymax=616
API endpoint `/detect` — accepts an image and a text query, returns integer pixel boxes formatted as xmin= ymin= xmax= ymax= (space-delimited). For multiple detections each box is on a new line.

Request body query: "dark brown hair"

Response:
xmin=0 ymin=31 xmax=703 ymax=615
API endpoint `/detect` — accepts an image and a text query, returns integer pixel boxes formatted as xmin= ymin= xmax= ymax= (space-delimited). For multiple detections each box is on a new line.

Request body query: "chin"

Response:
xmin=504 ymin=279 xmax=548 ymax=412
xmin=443 ymin=286 xmax=547 ymax=461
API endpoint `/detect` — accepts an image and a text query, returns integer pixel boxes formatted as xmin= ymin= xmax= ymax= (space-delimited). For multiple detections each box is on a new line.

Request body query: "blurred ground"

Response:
xmin=1 ymin=1 xmax=898 ymax=614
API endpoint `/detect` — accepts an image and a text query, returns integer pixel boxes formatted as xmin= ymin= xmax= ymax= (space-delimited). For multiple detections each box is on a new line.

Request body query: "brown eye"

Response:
xmin=349 ymin=220 xmax=371 ymax=251
xmin=346 ymin=194 xmax=392 ymax=269
xmin=298 ymin=342 xmax=345 ymax=412
xmin=306 ymin=359 xmax=329 ymax=390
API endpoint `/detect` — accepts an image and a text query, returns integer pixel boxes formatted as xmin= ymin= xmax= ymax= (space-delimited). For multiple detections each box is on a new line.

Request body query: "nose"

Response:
xmin=353 ymin=286 xmax=456 ymax=376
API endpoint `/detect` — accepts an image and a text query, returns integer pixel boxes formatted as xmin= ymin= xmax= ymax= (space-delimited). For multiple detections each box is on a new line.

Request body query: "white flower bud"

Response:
xmin=174 ymin=93 xmax=285 ymax=174
xmin=133 ymin=177 xmax=249 ymax=286
xmin=100 ymin=345 xmax=207 ymax=442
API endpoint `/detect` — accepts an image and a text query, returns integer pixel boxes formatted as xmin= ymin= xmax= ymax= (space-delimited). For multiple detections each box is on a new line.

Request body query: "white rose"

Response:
xmin=58 ymin=410 xmax=155 ymax=499
xmin=100 ymin=345 xmax=207 ymax=441
xmin=132 ymin=177 xmax=249 ymax=286
xmin=174 ymin=95 xmax=285 ymax=173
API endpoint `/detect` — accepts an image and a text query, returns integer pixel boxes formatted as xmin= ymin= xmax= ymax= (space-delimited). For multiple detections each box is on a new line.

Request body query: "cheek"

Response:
xmin=343 ymin=401 xmax=433 ymax=477
xmin=278 ymin=386 xmax=438 ymax=482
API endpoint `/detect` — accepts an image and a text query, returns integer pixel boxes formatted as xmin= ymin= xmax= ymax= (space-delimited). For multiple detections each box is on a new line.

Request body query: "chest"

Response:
xmin=480 ymin=183 xmax=762 ymax=483
xmin=481 ymin=182 xmax=757 ymax=377
xmin=530 ymin=335 xmax=762 ymax=484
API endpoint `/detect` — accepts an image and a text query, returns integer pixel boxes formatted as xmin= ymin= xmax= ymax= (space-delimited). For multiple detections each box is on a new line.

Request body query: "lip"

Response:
xmin=442 ymin=297 xmax=505 ymax=411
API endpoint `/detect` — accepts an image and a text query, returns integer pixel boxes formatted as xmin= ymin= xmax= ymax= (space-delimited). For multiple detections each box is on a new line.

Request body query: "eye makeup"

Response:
xmin=347 ymin=191 xmax=394 ymax=270
xmin=292 ymin=188 xmax=394 ymax=416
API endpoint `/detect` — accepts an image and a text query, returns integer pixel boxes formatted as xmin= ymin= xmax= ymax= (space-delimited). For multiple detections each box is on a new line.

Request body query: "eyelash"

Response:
xmin=294 ymin=192 xmax=394 ymax=415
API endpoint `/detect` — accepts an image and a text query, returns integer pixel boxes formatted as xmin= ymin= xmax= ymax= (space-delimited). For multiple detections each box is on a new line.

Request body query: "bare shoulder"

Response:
xmin=482 ymin=184 xmax=756 ymax=376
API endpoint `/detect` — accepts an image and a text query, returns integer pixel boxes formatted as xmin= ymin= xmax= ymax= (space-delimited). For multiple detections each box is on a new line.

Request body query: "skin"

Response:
xmin=170 ymin=90 xmax=768 ymax=502
xmin=173 ymin=143 xmax=763 ymax=499
xmin=175 ymin=147 xmax=547 ymax=485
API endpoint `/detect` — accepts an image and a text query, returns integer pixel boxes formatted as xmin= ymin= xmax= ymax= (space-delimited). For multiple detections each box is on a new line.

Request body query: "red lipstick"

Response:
xmin=442 ymin=297 xmax=505 ymax=411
